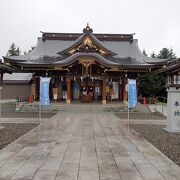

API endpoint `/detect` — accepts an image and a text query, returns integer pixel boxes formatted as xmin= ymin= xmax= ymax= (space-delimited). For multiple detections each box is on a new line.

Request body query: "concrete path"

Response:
xmin=0 ymin=110 xmax=179 ymax=179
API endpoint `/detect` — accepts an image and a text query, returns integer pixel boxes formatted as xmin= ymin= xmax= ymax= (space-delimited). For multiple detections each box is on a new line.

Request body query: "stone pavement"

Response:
xmin=0 ymin=106 xmax=180 ymax=179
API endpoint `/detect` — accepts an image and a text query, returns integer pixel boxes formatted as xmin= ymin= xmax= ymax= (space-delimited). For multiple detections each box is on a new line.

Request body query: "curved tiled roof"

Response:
xmin=0 ymin=62 xmax=15 ymax=73
xmin=3 ymin=26 xmax=168 ymax=68
xmin=155 ymin=58 xmax=180 ymax=74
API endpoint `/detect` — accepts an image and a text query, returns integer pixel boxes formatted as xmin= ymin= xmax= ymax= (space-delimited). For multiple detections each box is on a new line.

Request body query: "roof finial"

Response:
xmin=83 ymin=23 xmax=93 ymax=33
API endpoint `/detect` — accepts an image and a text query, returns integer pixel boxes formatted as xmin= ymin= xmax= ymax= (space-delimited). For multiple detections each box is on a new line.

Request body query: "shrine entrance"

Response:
xmin=46 ymin=76 xmax=124 ymax=103
xmin=3 ymin=24 xmax=163 ymax=105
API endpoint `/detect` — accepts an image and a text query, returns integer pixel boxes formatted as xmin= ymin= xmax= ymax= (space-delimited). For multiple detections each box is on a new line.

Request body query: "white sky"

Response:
xmin=0 ymin=0 xmax=180 ymax=58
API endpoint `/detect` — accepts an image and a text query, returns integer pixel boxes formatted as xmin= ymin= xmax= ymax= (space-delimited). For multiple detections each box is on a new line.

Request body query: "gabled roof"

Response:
xmin=57 ymin=25 xmax=117 ymax=57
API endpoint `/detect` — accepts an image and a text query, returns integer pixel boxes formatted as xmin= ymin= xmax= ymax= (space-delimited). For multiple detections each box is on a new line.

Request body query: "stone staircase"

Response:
xmin=20 ymin=102 xmax=151 ymax=113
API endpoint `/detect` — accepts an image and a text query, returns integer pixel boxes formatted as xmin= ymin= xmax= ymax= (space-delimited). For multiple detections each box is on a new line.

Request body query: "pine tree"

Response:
xmin=138 ymin=47 xmax=176 ymax=99
xmin=7 ymin=43 xmax=16 ymax=56
xmin=158 ymin=48 xmax=176 ymax=60
xmin=16 ymin=47 xmax=21 ymax=56
xmin=138 ymin=73 xmax=166 ymax=97
xmin=28 ymin=46 xmax=35 ymax=53
xmin=6 ymin=43 xmax=21 ymax=56
xmin=151 ymin=52 xmax=156 ymax=58
xmin=23 ymin=46 xmax=35 ymax=55
xmin=143 ymin=49 xmax=148 ymax=56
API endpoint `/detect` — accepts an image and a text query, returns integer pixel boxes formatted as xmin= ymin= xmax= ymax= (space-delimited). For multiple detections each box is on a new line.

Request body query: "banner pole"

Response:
xmin=127 ymin=79 xmax=130 ymax=128
xmin=128 ymin=107 xmax=130 ymax=127
xmin=0 ymin=86 xmax=2 ymax=129
xmin=39 ymin=78 xmax=41 ymax=124
xmin=39 ymin=100 xmax=41 ymax=124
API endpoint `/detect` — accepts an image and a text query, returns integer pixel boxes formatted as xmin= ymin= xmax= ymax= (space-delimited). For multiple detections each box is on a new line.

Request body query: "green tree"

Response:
xmin=7 ymin=43 xmax=21 ymax=56
xmin=28 ymin=46 xmax=35 ymax=53
xmin=16 ymin=47 xmax=21 ymax=55
xmin=139 ymin=47 xmax=177 ymax=99
xmin=158 ymin=48 xmax=176 ymax=60
xmin=143 ymin=49 xmax=148 ymax=56
xmin=138 ymin=73 xmax=166 ymax=98
xmin=24 ymin=46 xmax=35 ymax=55
xmin=151 ymin=51 xmax=156 ymax=58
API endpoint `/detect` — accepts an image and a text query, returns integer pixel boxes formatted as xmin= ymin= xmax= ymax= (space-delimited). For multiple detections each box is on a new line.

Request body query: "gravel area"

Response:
xmin=132 ymin=124 xmax=180 ymax=166
xmin=2 ymin=112 xmax=55 ymax=118
xmin=1 ymin=103 xmax=56 ymax=118
xmin=0 ymin=103 xmax=55 ymax=150
xmin=0 ymin=123 xmax=38 ymax=150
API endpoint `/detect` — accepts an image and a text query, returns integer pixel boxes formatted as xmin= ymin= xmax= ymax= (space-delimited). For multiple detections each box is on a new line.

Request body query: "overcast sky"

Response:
xmin=0 ymin=0 xmax=180 ymax=58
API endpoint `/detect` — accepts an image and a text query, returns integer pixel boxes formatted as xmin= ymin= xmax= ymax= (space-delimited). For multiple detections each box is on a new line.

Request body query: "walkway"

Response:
xmin=0 ymin=107 xmax=179 ymax=179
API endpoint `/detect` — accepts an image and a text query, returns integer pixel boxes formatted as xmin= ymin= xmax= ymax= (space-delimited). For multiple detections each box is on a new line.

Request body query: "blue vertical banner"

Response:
xmin=128 ymin=79 xmax=137 ymax=108
xmin=40 ymin=77 xmax=51 ymax=106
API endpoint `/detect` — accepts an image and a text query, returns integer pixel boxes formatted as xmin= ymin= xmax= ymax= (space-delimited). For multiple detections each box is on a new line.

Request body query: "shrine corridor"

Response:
xmin=0 ymin=107 xmax=179 ymax=180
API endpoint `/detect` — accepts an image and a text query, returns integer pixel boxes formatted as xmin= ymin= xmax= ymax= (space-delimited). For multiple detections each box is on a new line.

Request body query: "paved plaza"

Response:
xmin=0 ymin=104 xmax=180 ymax=180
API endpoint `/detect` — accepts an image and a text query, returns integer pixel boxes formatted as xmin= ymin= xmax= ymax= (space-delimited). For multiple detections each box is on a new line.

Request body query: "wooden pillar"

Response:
xmin=118 ymin=82 xmax=120 ymax=101
xmin=123 ymin=77 xmax=128 ymax=101
xmin=66 ymin=77 xmax=71 ymax=104
xmin=31 ymin=82 xmax=36 ymax=100
xmin=34 ymin=77 xmax=40 ymax=101
xmin=0 ymin=73 xmax=3 ymax=85
xmin=102 ymin=77 xmax=106 ymax=104
xmin=120 ymin=78 xmax=124 ymax=101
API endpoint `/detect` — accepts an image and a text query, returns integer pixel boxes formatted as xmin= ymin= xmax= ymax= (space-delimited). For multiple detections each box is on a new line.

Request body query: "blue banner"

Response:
xmin=40 ymin=77 xmax=51 ymax=106
xmin=128 ymin=79 xmax=137 ymax=108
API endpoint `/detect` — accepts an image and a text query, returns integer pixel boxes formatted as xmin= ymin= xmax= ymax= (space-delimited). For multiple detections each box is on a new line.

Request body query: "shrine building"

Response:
xmin=3 ymin=25 xmax=167 ymax=103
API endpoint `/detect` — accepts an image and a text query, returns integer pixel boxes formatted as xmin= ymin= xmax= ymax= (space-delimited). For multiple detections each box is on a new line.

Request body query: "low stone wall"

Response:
xmin=1 ymin=84 xmax=31 ymax=99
